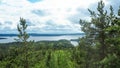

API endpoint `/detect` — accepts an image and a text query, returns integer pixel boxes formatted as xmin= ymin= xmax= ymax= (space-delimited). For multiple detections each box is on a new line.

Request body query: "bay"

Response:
xmin=0 ymin=35 xmax=83 ymax=46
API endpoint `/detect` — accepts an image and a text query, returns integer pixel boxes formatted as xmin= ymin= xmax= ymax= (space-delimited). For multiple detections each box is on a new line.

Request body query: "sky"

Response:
xmin=0 ymin=0 xmax=119 ymax=34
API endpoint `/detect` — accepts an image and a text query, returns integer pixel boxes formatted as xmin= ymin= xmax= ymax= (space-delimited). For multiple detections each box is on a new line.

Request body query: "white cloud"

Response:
xmin=0 ymin=0 xmax=113 ymax=33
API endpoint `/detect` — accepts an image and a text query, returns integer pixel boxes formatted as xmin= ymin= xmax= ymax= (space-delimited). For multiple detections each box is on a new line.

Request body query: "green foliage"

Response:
xmin=100 ymin=54 xmax=120 ymax=68
xmin=16 ymin=18 xmax=29 ymax=42
xmin=3 ymin=18 xmax=35 ymax=68
xmin=0 ymin=39 xmax=76 ymax=68
xmin=103 ymin=7 xmax=120 ymax=68
xmin=79 ymin=0 xmax=120 ymax=68
xmin=35 ymin=40 xmax=74 ymax=50
xmin=49 ymin=50 xmax=75 ymax=68
xmin=33 ymin=50 xmax=75 ymax=68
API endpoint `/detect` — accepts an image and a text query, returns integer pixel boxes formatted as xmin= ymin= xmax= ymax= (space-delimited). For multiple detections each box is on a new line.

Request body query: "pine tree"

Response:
xmin=79 ymin=0 xmax=115 ymax=68
xmin=103 ymin=7 xmax=120 ymax=68
xmin=16 ymin=18 xmax=30 ymax=68
xmin=17 ymin=17 xmax=29 ymax=42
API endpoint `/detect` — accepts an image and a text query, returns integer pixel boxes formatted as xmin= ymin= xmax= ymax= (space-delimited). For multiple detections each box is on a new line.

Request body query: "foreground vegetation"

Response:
xmin=0 ymin=1 xmax=120 ymax=68
xmin=0 ymin=40 xmax=75 ymax=68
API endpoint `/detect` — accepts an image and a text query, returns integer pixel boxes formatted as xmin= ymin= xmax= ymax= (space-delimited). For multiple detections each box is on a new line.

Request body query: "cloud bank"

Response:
xmin=0 ymin=0 xmax=119 ymax=33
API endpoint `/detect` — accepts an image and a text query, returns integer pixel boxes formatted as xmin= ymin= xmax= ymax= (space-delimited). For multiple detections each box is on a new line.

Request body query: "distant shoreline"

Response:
xmin=0 ymin=33 xmax=84 ymax=37
xmin=0 ymin=38 xmax=7 ymax=39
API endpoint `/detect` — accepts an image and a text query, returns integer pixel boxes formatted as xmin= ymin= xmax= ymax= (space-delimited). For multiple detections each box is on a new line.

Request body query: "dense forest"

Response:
xmin=0 ymin=1 xmax=120 ymax=68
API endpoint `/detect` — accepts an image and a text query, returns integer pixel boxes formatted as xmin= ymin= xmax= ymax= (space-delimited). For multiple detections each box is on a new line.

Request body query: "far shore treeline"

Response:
xmin=0 ymin=33 xmax=84 ymax=36
xmin=0 ymin=1 xmax=120 ymax=68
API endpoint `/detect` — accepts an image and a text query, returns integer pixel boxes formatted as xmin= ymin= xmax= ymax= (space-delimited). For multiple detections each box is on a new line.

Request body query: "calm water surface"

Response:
xmin=0 ymin=35 xmax=83 ymax=46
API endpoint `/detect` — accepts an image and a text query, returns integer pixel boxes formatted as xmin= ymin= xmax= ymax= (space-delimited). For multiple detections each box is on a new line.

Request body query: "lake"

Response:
xmin=0 ymin=35 xmax=83 ymax=46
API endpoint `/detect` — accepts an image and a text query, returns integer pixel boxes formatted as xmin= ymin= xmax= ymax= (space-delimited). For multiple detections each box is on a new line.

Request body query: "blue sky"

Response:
xmin=0 ymin=0 xmax=119 ymax=34
xmin=28 ymin=0 xmax=42 ymax=3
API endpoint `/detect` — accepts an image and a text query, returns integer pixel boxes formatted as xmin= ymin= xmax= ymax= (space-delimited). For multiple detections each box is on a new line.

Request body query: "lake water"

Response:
xmin=0 ymin=35 xmax=83 ymax=46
